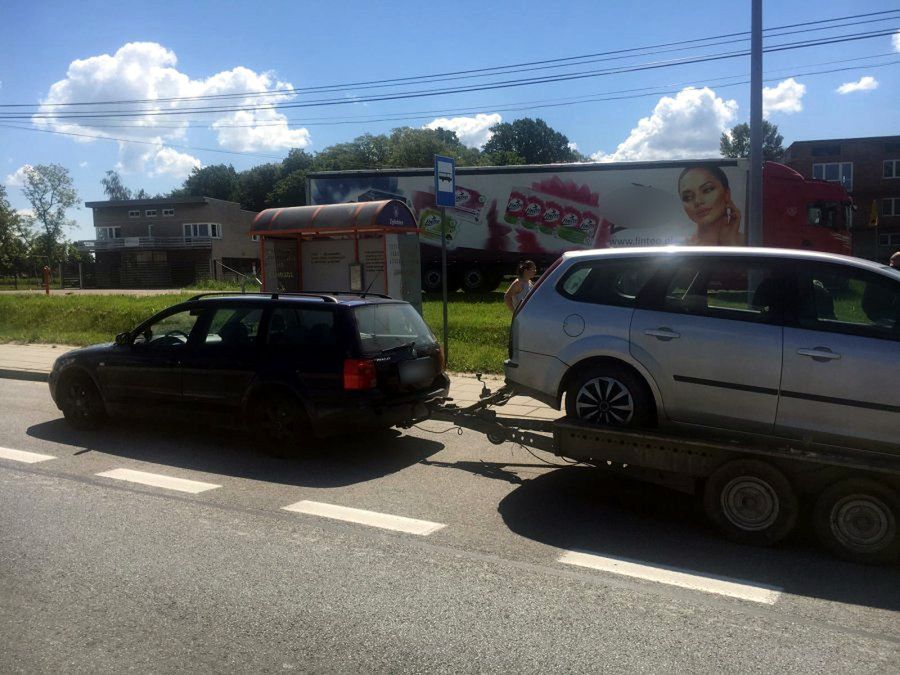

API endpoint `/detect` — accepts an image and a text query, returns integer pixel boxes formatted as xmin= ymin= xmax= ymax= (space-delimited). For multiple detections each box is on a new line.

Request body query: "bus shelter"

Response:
xmin=250 ymin=200 xmax=422 ymax=311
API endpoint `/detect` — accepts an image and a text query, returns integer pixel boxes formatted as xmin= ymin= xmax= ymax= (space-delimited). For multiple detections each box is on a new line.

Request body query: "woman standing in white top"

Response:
xmin=504 ymin=260 xmax=537 ymax=313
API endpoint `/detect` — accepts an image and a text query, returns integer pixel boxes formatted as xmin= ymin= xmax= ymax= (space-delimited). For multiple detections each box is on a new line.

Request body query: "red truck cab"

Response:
xmin=763 ymin=161 xmax=852 ymax=255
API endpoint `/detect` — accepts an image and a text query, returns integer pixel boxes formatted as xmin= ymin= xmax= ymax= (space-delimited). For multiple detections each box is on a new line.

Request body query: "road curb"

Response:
xmin=0 ymin=369 xmax=49 ymax=383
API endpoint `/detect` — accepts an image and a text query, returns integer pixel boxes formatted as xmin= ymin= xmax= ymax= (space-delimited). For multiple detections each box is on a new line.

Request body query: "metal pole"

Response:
xmin=748 ymin=0 xmax=764 ymax=246
xmin=78 ymin=262 xmax=83 ymax=289
xmin=441 ymin=206 xmax=448 ymax=364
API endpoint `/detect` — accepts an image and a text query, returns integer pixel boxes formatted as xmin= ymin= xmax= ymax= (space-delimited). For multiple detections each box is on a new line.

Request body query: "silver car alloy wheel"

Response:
xmin=574 ymin=377 xmax=634 ymax=425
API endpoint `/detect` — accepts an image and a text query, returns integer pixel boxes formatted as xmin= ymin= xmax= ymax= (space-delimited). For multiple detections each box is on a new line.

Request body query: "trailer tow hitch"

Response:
xmin=421 ymin=374 xmax=557 ymax=453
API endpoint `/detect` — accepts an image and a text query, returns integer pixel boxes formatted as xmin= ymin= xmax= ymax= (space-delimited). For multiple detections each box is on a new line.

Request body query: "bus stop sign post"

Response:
xmin=434 ymin=155 xmax=455 ymax=364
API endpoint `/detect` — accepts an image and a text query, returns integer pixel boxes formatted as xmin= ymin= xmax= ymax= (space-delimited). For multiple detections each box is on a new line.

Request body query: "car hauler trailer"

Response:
xmin=308 ymin=159 xmax=853 ymax=293
xmin=425 ymin=383 xmax=900 ymax=565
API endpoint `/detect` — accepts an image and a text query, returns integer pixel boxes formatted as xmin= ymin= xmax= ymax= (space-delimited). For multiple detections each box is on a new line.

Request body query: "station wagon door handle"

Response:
xmin=644 ymin=328 xmax=681 ymax=341
xmin=797 ymin=347 xmax=841 ymax=361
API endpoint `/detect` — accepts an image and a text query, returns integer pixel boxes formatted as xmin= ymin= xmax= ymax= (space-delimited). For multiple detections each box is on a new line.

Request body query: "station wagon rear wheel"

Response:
xmin=813 ymin=479 xmax=899 ymax=565
xmin=251 ymin=393 xmax=311 ymax=457
xmin=565 ymin=365 xmax=651 ymax=427
xmin=703 ymin=459 xmax=798 ymax=546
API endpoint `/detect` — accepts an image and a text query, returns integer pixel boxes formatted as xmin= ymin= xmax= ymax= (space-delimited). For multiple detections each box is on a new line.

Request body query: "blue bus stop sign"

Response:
xmin=434 ymin=155 xmax=455 ymax=208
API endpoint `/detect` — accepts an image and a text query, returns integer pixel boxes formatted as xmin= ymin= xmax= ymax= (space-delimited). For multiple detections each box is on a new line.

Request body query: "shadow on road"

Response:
xmin=440 ymin=460 xmax=900 ymax=611
xmin=26 ymin=418 xmax=444 ymax=489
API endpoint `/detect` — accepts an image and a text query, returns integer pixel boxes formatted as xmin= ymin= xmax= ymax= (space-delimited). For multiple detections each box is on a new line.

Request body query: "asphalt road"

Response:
xmin=1 ymin=378 xmax=898 ymax=673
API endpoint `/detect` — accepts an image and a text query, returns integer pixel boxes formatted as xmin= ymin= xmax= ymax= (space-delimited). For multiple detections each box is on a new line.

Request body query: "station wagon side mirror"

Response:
xmin=115 ymin=331 xmax=132 ymax=347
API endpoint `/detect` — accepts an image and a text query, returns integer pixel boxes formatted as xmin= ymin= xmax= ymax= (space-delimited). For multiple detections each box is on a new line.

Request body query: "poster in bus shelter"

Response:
xmin=309 ymin=162 xmax=748 ymax=258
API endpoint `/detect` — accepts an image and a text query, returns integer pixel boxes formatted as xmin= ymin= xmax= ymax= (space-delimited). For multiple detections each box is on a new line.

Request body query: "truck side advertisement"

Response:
xmin=309 ymin=160 xmax=749 ymax=259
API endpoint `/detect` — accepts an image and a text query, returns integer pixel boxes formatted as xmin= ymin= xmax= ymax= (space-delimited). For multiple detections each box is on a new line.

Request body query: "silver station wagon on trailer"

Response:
xmin=506 ymin=247 xmax=899 ymax=454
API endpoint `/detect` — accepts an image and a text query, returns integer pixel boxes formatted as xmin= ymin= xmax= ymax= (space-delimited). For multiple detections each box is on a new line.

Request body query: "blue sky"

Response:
xmin=2 ymin=0 xmax=898 ymax=240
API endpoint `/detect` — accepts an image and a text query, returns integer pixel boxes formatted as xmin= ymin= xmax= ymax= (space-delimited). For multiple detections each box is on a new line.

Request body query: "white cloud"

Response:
xmin=79 ymin=161 xmax=89 ymax=168
xmin=151 ymin=147 xmax=201 ymax=178
xmin=567 ymin=141 xmax=579 ymax=151
xmin=34 ymin=42 xmax=312 ymax=173
xmin=424 ymin=113 xmax=502 ymax=149
xmin=836 ymin=76 xmax=879 ymax=95
xmin=591 ymin=87 xmax=737 ymax=162
xmin=893 ymin=30 xmax=900 ymax=52
xmin=763 ymin=78 xmax=805 ymax=116
xmin=4 ymin=164 xmax=32 ymax=187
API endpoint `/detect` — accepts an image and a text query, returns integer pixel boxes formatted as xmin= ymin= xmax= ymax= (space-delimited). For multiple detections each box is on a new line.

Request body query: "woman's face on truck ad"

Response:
xmin=679 ymin=168 xmax=729 ymax=227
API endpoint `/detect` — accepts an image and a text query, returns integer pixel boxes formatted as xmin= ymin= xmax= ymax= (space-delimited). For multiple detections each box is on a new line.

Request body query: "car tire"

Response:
xmin=702 ymin=459 xmax=798 ymax=546
xmin=60 ymin=372 xmax=106 ymax=430
xmin=250 ymin=392 xmax=312 ymax=457
xmin=812 ymin=478 xmax=900 ymax=565
xmin=564 ymin=365 xmax=652 ymax=427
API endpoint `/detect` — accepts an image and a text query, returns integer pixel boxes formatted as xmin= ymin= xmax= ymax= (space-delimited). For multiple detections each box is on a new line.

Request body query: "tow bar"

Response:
xmin=423 ymin=375 xmax=557 ymax=453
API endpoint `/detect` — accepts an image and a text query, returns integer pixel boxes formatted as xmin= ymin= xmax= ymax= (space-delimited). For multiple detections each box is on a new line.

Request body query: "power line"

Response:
xmin=2 ymin=9 xmax=896 ymax=110
xmin=3 ymin=59 xmax=896 ymax=159
xmin=37 ymin=55 xmax=899 ymax=132
xmin=6 ymin=28 xmax=895 ymax=121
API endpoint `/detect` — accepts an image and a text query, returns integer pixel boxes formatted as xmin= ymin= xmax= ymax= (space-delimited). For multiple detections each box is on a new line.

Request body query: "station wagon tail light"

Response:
xmin=343 ymin=358 xmax=378 ymax=390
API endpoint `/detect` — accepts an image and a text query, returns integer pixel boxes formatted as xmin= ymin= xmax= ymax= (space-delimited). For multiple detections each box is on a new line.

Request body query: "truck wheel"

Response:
xmin=461 ymin=266 xmax=489 ymax=293
xmin=250 ymin=393 xmax=311 ymax=457
xmin=60 ymin=373 xmax=106 ymax=430
xmin=703 ymin=459 xmax=798 ymax=546
xmin=564 ymin=365 xmax=651 ymax=427
xmin=813 ymin=478 xmax=899 ymax=565
xmin=422 ymin=267 xmax=460 ymax=294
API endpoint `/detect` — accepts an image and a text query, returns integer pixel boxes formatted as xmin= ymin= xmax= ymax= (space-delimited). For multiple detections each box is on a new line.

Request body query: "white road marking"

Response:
xmin=282 ymin=500 xmax=446 ymax=536
xmin=0 ymin=446 xmax=56 ymax=463
xmin=96 ymin=468 xmax=221 ymax=494
xmin=558 ymin=550 xmax=782 ymax=605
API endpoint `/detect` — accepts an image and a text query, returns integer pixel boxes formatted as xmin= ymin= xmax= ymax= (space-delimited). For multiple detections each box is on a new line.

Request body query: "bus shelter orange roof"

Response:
xmin=250 ymin=199 xmax=417 ymax=237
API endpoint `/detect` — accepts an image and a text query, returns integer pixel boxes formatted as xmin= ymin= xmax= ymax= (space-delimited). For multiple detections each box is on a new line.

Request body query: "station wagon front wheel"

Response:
xmin=565 ymin=365 xmax=651 ymax=427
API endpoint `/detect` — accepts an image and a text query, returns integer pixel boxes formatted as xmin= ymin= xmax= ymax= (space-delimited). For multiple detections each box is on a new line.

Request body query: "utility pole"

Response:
xmin=748 ymin=0 xmax=764 ymax=245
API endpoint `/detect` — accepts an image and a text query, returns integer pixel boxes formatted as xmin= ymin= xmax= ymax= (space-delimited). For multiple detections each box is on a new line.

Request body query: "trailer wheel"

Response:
xmin=564 ymin=365 xmax=651 ymax=427
xmin=703 ymin=459 xmax=798 ymax=546
xmin=813 ymin=478 xmax=899 ymax=565
xmin=461 ymin=266 xmax=489 ymax=293
xmin=422 ymin=266 xmax=460 ymax=294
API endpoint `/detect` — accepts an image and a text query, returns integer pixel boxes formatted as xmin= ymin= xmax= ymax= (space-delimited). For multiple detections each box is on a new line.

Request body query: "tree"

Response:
xmin=172 ymin=164 xmax=240 ymax=202
xmin=482 ymin=118 xmax=582 ymax=165
xmin=237 ymin=163 xmax=282 ymax=212
xmin=20 ymin=164 xmax=79 ymax=264
xmin=0 ymin=185 xmax=31 ymax=275
xmin=267 ymin=171 xmax=308 ymax=208
xmin=720 ymin=121 xmax=785 ymax=161
xmin=101 ymin=170 xmax=133 ymax=200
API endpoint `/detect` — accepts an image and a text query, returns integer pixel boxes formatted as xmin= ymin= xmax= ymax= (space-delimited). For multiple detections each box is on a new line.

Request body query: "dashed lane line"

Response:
xmin=282 ymin=500 xmax=446 ymax=536
xmin=0 ymin=446 xmax=56 ymax=464
xmin=558 ymin=550 xmax=782 ymax=605
xmin=96 ymin=468 xmax=222 ymax=494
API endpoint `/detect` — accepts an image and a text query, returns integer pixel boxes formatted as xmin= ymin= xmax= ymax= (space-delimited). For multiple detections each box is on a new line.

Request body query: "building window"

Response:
xmin=96 ymin=226 xmax=122 ymax=240
xmin=162 ymin=208 xmax=175 ymax=217
xmin=183 ymin=223 xmax=222 ymax=238
xmin=813 ymin=162 xmax=853 ymax=190
xmin=145 ymin=209 xmax=157 ymax=217
xmin=883 ymin=160 xmax=900 ymax=179
xmin=879 ymin=233 xmax=900 ymax=247
xmin=128 ymin=210 xmax=140 ymax=218
xmin=882 ymin=198 xmax=900 ymax=217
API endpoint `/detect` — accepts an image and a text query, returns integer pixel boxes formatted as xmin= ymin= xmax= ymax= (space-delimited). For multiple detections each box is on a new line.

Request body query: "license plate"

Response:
xmin=399 ymin=357 xmax=435 ymax=386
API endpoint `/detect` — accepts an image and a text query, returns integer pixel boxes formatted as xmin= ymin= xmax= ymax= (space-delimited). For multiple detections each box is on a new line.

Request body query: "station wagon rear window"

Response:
xmin=557 ymin=258 xmax=659 ymax=307
xmin=354 ymin=304 xmax=435 ymax=352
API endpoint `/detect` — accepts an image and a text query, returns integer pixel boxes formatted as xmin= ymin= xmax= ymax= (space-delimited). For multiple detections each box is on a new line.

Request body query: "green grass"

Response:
xmin=0 ymin=290 xmax=512 ymax=373
xmin=422 ymin=291 xmax=509 ymax=373
xmin=0 ymin=294 xmax=194 ymax=346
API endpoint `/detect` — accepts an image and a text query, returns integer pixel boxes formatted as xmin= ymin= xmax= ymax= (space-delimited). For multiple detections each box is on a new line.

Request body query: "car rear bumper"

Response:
xmin=504 ymin=352 xmax=566 ymax=409
xmin=311 ymin=376 xmax=450 ymax=436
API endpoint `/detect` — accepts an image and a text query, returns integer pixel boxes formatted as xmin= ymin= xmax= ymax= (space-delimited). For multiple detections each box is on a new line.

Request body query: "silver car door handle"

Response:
xmin=644 ymin=328 xmax=681 ymax=340
xmin=797 ymin=347 xmax=841 ymax=361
